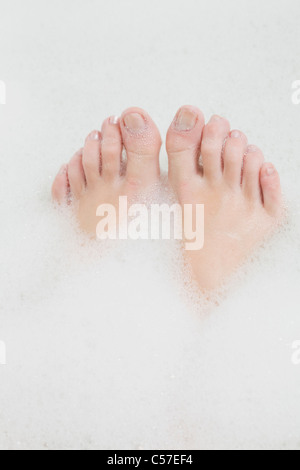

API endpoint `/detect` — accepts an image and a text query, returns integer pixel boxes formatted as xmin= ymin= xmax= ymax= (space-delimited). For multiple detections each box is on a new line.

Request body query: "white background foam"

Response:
xmin=0 ymin=0 xmax=300 ymax=450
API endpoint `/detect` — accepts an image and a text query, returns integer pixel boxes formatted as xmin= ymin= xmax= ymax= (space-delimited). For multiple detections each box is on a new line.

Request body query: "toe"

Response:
xmin=166 ymin=105 xmax=205 ymax=184
xmin=68 ymin=149 xmax=86 ymax=198
xmin=201 ymin=115 xmax=230 ymax=183
xmin=242 ymin=145 xmax=265 ymax=202
xmin=120 ymin=107 xmax=162 ymax=187
xmin=260 ymin=163 xmax=282 ymax=217
xmin=82 ymin=130 xmax=101 ymax=185
xmin=223 ymin=130 xmax=248 ymax=188
xmin=101 ymin=116 xmax=122 ymax=181
xmin=52 ymin=164 xmax=69 ymax=204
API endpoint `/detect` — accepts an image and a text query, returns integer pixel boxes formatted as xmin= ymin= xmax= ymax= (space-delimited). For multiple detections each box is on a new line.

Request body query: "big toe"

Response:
xmin=120 ymin=107 xmax=162 ymax=188
xmin=166 ymin=105 xmax=205 ymax=184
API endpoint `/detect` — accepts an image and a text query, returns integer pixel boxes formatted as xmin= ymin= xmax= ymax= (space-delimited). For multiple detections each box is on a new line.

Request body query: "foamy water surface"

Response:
xmin=0 ymin=0 xmax=299 ymax=450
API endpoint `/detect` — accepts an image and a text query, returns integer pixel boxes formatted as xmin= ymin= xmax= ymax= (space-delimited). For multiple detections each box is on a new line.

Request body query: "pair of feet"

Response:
xmin=52 ymin=106 xmax=283 ymax=291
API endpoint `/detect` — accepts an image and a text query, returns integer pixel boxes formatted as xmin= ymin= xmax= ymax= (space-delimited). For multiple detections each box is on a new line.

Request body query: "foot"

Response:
xmin=166 ymin=106 xmax=284 ymax=291
xmin=52 ymin=107 xmax=162 ymax=235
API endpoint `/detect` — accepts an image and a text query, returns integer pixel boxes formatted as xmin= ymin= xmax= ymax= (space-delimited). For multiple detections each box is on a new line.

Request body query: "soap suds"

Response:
xmin=0 ymin=0 xmax=299 ymax=450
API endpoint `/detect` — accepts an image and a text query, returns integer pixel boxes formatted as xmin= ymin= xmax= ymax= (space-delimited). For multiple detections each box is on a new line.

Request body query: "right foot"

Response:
xmin=166 ymin=106 xmax=284 ymax=292
xmin=52 ymin=107 xmax=162 ymax=235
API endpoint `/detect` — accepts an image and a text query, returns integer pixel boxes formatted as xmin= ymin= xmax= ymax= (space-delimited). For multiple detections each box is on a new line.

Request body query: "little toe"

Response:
xmin=260 ymin=163 xmax=283 ymax=218
xmin=52 ymin=164 xmax=69 ymax=204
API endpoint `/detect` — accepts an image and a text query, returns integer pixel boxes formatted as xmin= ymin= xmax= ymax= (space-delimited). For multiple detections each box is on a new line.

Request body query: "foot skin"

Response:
xmin=52 ymin=108 xmax=162 ymax=235
xmin=166 ymin=106 xmax=283 ymax=292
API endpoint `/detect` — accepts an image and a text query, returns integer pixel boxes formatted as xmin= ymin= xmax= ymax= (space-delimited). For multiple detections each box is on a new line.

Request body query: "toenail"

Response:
xmin=247 ymin=145 xmax=258 ymax=153
xmin=209 ymin=115 xmax=222 ymax=122
xmin=124 ymin=113 xmax=147 ymax=132
xmin=87 ymin=131 xmax=101 ymax=141
xmin=174 ymin=108 xmax=198 ymax=131
xmin=264 ymin=164 xmax=276 ymax=176
xmin=231 ymin=130 xmax=241 ymax=139
xmin=59 ymin=164 xmax=67 ymax=175
xmin=109 ymin=116 xmax=120 ymax=125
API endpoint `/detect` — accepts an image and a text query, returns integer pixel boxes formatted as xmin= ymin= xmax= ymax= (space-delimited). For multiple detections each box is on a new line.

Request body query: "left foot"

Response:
xmin=166 ymin=106 xmax=284 ymax=291
xmin=52 ymin=107 xmax=162 ymax=235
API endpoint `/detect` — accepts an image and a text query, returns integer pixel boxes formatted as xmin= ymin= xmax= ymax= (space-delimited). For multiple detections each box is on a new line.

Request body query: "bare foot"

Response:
xmin=52 ymin=108 xmax=162 ymax=235
xmin=166 ymin=106 xmax=283 ymax=291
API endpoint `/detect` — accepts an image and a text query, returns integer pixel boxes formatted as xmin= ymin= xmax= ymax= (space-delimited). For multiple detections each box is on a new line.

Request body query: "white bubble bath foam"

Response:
xmin=0 ymin=0 xmax=300 ymax=450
